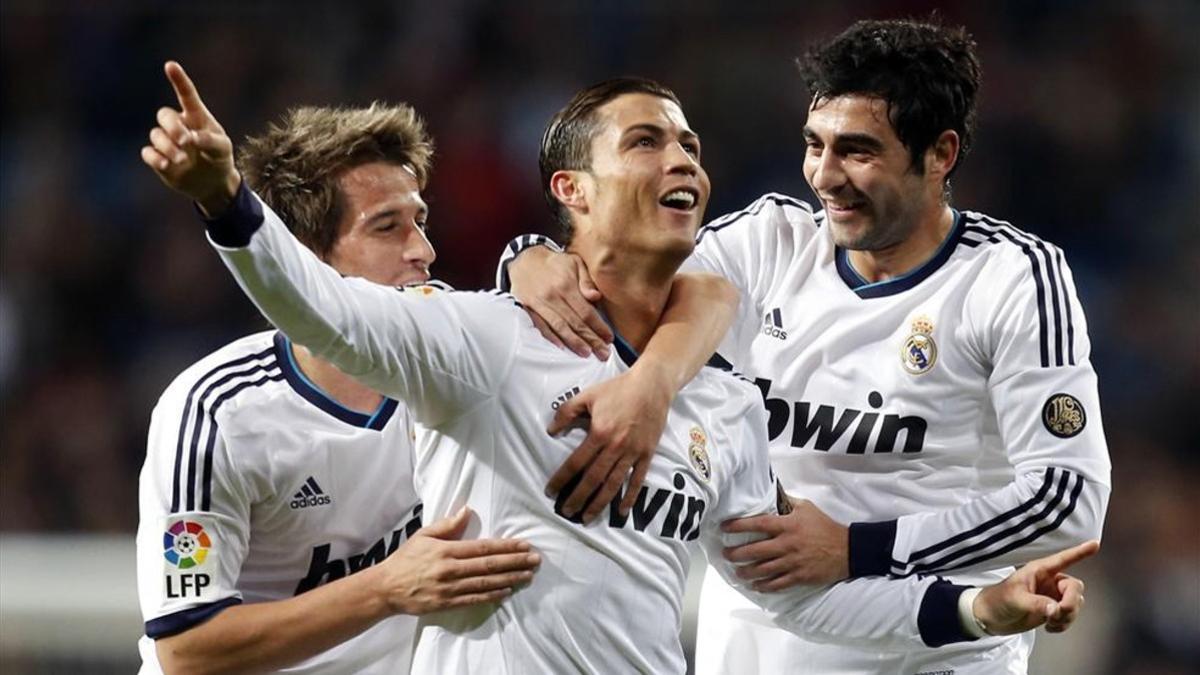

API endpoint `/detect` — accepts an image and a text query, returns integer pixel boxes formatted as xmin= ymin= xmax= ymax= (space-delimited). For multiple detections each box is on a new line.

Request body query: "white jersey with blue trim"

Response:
xmin=685 ymin=194 xmax=1112 ymax=674
xmin=206 ymin=186 xmax=991 ymax=674
xmin=135 ymin=330 xmax=422 ymax=674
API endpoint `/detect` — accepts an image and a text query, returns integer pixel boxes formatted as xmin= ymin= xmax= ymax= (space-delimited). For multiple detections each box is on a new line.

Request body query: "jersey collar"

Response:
xmin=834 ymin=209 xmax=964 ymax=299
xmin=272 ymin=332 xmax=398 ymax=430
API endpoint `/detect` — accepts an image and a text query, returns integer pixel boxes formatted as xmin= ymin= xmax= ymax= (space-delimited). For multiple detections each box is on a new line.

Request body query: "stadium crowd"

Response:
xmin=1 ymin=1 xmax=1196 ymax=672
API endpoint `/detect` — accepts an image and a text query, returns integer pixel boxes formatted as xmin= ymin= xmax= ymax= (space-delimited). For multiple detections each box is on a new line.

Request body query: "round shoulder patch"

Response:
xmin=1042 ymin=393 xmax=1086 ymax=438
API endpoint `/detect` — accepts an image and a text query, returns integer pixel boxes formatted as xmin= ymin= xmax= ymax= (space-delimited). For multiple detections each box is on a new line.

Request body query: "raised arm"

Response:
xmin=505 ymin=240 xmax=739 ymax=521
xmin=142 ymin=61 xmax=515 ymax=424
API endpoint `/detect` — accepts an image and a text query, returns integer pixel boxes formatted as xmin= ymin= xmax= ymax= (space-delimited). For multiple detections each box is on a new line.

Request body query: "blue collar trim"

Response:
xmin=273 ymin=333 xmax=397 ymax=430
xmin=835 ymin=210 xmax=964 ymax=299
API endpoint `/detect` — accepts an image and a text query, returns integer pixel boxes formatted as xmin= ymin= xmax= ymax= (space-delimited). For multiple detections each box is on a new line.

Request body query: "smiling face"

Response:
xmin=324 ymin=161 xmax=435 ymax=286
xmin=566 ymin=92 xmax=710 ymax=261
xmin=802 ymin=95 xmax=937 ymax=252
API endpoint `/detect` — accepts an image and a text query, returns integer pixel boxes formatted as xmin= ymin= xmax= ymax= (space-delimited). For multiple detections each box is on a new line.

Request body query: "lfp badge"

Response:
xmin=163 ymin=520 xmax=212 ymax=569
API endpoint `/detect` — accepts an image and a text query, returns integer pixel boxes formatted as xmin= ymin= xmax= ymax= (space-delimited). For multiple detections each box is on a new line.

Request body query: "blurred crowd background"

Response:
xmin=1 ymin=0 xmax=1197 ymax=672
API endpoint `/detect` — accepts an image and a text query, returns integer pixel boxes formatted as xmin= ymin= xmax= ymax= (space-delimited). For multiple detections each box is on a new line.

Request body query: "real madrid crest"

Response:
xmin=688 ymin=426 xmax=711 ymax=482
xmin=900 ymin=315 xmax=938 ymax=375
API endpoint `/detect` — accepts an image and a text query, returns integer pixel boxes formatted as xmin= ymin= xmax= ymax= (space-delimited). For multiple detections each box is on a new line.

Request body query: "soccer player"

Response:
xmin=135 ymin=64 xmax=541 ymax=674
xmin=145 ymin=63 xmax=1094 ymax=674
xmin=502 ymin=18 xmax=1111 ymax=675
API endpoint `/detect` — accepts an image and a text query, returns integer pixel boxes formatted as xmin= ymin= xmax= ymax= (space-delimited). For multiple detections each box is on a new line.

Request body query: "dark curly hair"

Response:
xmin=798 ymin=18 xmax=981 ymax=185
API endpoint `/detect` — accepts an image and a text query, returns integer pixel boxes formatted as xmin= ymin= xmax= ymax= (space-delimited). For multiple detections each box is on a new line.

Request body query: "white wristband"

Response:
xmin=957 ymin=587 xmax=990 ymax=638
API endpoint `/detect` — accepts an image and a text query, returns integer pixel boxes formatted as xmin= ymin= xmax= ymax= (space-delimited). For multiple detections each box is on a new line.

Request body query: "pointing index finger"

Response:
xmin=164 ymin=61 xmax=209 ymax=120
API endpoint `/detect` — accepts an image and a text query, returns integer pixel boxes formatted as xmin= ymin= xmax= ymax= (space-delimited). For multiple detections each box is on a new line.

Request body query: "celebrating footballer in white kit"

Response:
xmin=138 ymin=65 xmax=539 ymax=675
xmin=149 ymin=69 xmax=1094 ymax=674
xmin=500 ymin=19 xmax=1110 ymax=675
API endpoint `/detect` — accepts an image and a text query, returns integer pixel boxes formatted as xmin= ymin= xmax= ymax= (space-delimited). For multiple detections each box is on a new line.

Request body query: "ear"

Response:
xmin=925 ymin=129 xmax=960 ymax=181
xmin=550 ymin=170 xmax=589 ymax=214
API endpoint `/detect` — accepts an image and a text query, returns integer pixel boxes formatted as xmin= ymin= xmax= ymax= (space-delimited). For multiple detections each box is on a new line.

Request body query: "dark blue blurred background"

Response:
xmin=1 ymin=1 xmax=1196 ymax=672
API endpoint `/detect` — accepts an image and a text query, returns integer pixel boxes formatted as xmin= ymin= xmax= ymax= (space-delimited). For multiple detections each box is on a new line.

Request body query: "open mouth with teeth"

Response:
xmin=659 ymin=189 xmax=699 ymax=212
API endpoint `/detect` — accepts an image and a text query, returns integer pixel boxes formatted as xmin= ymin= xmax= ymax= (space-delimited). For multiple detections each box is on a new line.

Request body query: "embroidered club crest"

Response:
xmin=901 ymin=315 xmax=938 ymax=375
xmin=688 ymin=426 xmax=711 ymax=481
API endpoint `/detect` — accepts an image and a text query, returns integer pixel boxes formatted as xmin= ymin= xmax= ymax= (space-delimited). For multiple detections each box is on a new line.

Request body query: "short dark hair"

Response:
xmin=539 ymin=77 xmax=681 ymax=241
xmin=238 ymin=103 xmax=434 ymax=258
xmin=798 ymin=18 xmax=981 ymax=186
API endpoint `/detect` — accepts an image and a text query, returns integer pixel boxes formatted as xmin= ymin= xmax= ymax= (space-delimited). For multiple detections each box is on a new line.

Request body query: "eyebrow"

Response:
xmin=366 ymin=205 xmax=429 ymax=223
xmin=624 ymin=123 xmax=700 ymax=144
xmin=803 ymin=127 xmax=884 ymax=151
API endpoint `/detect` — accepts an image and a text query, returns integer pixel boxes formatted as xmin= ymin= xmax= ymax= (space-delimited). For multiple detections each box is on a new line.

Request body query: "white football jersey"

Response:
xmin=136 ymin=330 xmax=423 ymax=674
xmin=683 ymin=194 xmax=1112 ymax=674
xmin=206 ymin=186 xmax=990 ymax=674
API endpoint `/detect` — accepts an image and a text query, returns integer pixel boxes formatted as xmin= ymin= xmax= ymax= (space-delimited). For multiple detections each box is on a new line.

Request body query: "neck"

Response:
xmin=573 ymin=242 xmax=680 ymax=353
xmin=847 ymin=204 xmax=955 ymax=282
xmin=290 ymin=343 xmax=383 ymax=414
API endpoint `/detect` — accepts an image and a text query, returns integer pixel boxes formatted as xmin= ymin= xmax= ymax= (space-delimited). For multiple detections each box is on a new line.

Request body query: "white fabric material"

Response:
xmin=213 ymin=192 xmax=961 ymax=674
xmin=688 ymin=193 xmax=1110 ymax=674
xmin=136 ymin=330 xmax=421 ymax=674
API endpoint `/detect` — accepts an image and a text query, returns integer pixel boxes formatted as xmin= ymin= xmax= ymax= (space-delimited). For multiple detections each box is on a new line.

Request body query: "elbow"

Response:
xmin=676 ymin=272 xmax=739 ymax=313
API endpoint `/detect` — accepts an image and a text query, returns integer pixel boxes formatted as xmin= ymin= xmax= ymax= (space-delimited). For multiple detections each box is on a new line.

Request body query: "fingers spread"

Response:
xmin=547 ymin=396 xmax=589 ymax=437
xmin=581 ymin=455 xmax=635 ymax=522
xmin=618 ymin=459 xmax=651 ymax=516
xmin=559 ymin=445 xmax=618 ymax=517
xmin=528 ymin=312 xmax=567 ymax=350
xmin=545 ymin=438 xmax=601 ymax=497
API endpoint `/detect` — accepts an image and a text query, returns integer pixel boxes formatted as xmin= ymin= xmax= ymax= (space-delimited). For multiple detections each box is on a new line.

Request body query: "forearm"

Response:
xmin=206 ymin=183 xmax=412 ymax=398
xmin=635 ymin=273 xmax=738 ymax=392
xmin=850 ymin=466 xmax=1111 ymax=578
xmin=156 ymin=565 xmax=391 ymax=675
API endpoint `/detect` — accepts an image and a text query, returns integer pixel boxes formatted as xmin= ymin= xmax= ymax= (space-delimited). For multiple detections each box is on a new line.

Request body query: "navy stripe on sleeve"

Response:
xmin=890 ymin=468 xmax=1084 ymax=577
xmin=183 ymin=359 xmax=281 ymax=512
xmin=963 ymin=214 xmax=1076 ymax=368
xmin=145 ymin=597 xmax=243 ymax=639
xmin=171 ymin=348 xmax=275 ymax=513
xmin=198 ymin=370 xmax=286 ymax=511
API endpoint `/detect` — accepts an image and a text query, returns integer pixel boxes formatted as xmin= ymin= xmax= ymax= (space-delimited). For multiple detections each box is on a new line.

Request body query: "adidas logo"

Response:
xmin=762 ymin=308 xmax=787 ymax=340
xmin=290 ymin=477 xmax=332 ymax=509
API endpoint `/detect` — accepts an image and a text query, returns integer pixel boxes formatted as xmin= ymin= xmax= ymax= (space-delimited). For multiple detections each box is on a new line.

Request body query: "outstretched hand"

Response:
xmin=976 ymin=540 xmax=1098 ymax=635
xmin=140 ymin=61 xmax=241 ymax=216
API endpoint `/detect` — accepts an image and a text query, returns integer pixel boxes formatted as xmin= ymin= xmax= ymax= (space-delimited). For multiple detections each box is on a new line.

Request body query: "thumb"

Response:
xmin=418 ymin=505 xmax=472 ymax=540
xmin=547 ymin=394 xmax=590 ymax=436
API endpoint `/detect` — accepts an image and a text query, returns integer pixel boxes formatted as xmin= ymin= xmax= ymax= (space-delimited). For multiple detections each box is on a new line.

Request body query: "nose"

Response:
xmin=807 ymin=149 xmax=846 ymax=195
xmin=664 ymin=141 xmax=699 ymax=176
xmin=407 ymin=225 xmax=436 ymax=271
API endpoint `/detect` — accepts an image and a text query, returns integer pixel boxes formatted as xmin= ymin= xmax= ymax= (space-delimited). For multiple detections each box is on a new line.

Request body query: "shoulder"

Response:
xmin=696 ymin=192 xmax=818 ymax=245
xmin=153 ymin=331 xmax=285 ymax=420
xmin=957 ymin=210 xmax=1072 ymax=287
xmin=692 ymin=358 xmax=763 ymax=417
